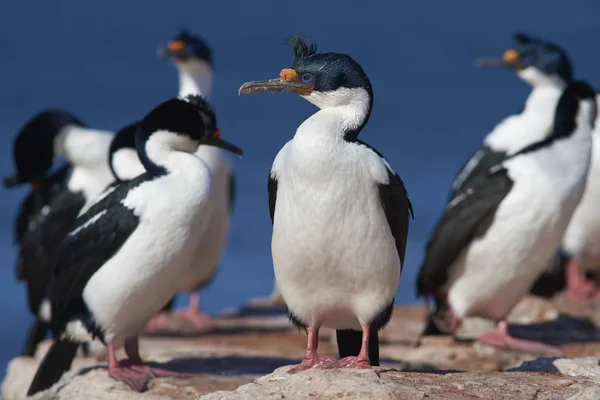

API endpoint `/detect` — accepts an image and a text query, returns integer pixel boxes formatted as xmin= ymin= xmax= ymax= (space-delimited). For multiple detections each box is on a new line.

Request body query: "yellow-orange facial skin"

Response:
xmin=279 ymin=68 xmax=314 ymax=95
xmin=503 ymin=49 xmax=520 ymax=64
xmin=167 ymin=40 xmax=185 ymax=52
xmin=280 ymin=68 xmax=299 ymax=82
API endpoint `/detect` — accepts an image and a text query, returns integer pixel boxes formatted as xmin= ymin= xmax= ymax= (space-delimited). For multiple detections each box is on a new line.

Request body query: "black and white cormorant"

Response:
xmin=433 ymin=33 xmax=576 ymax=316
xmin=4 ymin=110 xmax=118 ymax=356
xmin=144 ymin=29 xmax=236 ymax=333
xmin=26 ymin=95 xmax=243 ymax=396
xmin=238 ymin=36 xmax=413 ymax=371
xmin=416 ymin=81 xmax=596 ymax=355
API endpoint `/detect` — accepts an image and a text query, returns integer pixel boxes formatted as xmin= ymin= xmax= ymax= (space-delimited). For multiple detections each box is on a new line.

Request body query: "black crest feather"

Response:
xmin=286 ymin=35 xmax=317 ymax=64
xmin=184 ymin=94 xmax=217 ymax=129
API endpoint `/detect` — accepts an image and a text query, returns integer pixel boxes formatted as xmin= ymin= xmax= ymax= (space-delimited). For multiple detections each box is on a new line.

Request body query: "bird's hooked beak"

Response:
xmin=200 ymin=129 xmax=243 ymax=157
xmin=3 ymin=174 xmax=28 ymax=188
xmin=474 ymin=49 xmax=529 ymax=70
xmin=238 ymin=68 xmax=313 ymax=95
xmin=157 ymin=40 xmax=188 ymax=60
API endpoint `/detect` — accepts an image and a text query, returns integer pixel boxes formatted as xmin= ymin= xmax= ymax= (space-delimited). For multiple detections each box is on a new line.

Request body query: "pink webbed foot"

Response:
xmin=172 ymin=308 xmax=214 ymax=333
xmin=287 ymin=355 xmax=337 ymax=374
xmin=333 ymin=356 xmax=371 ymax=369
xmin=478 ymin=321 xmax=563 ymax=356
xmin=130 ymin=364 xmax=192 ymax=378
xmin=288 ymin=326 xmax=336 ymax=374
xmin=566 ymin=259 xmax=598 ymax=302
xmin=108 ymin=360 xmax=153 ymax=392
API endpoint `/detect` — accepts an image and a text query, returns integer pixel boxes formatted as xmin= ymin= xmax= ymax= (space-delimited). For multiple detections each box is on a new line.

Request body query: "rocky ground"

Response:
xmin=4 ymin=294 xmax=600 ymax=399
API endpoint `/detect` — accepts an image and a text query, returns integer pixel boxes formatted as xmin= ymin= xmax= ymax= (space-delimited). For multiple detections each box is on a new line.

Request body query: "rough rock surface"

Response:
xmin=202 ymin=365 xmax=600 ymax=400
xmin=4 ymin=295 xmax=600 ymax=399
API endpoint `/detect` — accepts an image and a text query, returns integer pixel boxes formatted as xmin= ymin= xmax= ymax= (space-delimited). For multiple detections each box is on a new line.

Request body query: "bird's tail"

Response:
xmin=420 ymin=297 xmax=452 ymax=336
xmin=27 ymin=339 xmax=78 ymax=396
xmin=336 ymin=326 xmax=380 ymax=366
xmin=22 ymin=318 xmax=50 ymax=357
xmin=529 ymin=249 xmax=568 ymax=298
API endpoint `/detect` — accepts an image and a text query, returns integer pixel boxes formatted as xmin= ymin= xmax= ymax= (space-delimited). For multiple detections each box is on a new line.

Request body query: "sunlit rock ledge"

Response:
xmin=4 ymin=295 xmax=600 ymax=399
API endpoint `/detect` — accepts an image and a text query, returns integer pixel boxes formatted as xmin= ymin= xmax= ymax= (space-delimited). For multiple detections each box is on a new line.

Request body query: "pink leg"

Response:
xmin=478 ymin=321 xmax=563 ymax=356
xmin=448 ymin=307 xmax=462 ymax=333
xmin=566 ymin=259 xmax=598 ymax=302
xmin=288 ymin=326 xmax=336 ymax=374
xmin=334 ymin=325 xmax=372 ymax=369
xmin=145 ymin=312 xmax=171 ymax=333
xmin=125 ymin=336 xmax=191 ymax=378
xmin=172 ymin=292 xmax=214 ymax=332
xmin=107 ymin=342 xmax=152 ymax=392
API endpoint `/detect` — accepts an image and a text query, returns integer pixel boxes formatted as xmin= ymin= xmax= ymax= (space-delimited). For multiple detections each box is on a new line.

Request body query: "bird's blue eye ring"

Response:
xmin=521 ymin=56 xmax=533 ymax=65
xmin=301 ymin=73 xmax=314 ymax=84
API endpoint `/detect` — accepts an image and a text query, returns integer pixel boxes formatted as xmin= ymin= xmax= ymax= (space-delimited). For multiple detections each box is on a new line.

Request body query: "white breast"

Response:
xmin=448 ymin=131 xmax=592 ymax=321
xmin=82 ymin=154 xmax=213 ymax=347
xmin=562 ymin=108 xmax=600 ymax=269
xmin=485 ymin=86 xmax=563 ymax=154
xmin=179 ymin=145 xmax=233 ymax=291
xmin=271 ymin=137 xmax=401 ymax=330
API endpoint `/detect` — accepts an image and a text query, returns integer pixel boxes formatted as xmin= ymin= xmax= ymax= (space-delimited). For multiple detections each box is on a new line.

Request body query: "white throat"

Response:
xmin=176 ymin=60 xmax=213 ymax=99
xmin=296 ymin=87 xmax=371 ymax=141
xmin=111 ymin=148 xmax=145 ymax=181
xmin=485 ymin=77 xmax=566 ymax=154
xmin=144 ymin=130 xmax=200 ymax=173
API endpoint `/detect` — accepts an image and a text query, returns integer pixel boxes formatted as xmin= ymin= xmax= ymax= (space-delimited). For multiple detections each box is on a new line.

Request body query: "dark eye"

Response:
xmin=301 ymin=73 xmax=314 ymax=84
xmin=184 ymin=45 xmax=195 ymax=55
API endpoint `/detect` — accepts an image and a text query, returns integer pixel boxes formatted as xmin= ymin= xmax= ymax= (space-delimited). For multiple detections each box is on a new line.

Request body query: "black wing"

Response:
xmin=14 ymin=165 xmax=72 ymax=245
xmin=354 ymin=140 xmax=414 ymax=266
xmin=378 ymin=167 xmax=414 ymax=267
xmin=50 ymin=175 xmax=148 ymax=330
xmin=417 ymin=167 xmax=514 ymax=296
xmin=18 ymin=189 xmax=86 ymax=315
xmin=268 ymin=173 xmax=278 ymax=224
xmin=448 ymin=145 xmax=507 ymax=202
xmin=228 ymin=172 xmax=236 ymax=212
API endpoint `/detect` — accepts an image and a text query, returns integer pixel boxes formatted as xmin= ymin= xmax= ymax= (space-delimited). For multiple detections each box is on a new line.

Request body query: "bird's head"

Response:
xmin=137 ymin=95 xmax=241 ymax=175
xmin=476 ymin=33 xmax=572 ymax=87
xmin=158 ymin=29 xmax=212 ymax=75
xmin=4 ymin=110 xmax=85 ymax=189
xmin=239 ymin=36 xmax=373 ymax=112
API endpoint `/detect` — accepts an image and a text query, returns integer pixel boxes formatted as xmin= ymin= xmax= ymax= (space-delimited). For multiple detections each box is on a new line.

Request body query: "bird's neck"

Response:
xmin=139 ymin=131 xmax=200 ymax=177
xmin=522 ymin=82 xmax=566 ymax=116
xmin=297 ymin=88 xmax=372 ymax=144
xmin=55 ymin=125 xmax=113 ymax=169
xmin=110 ymin=148 xmax=145 ymax=181
xmin=177 ymin=68 xmax=213 ymax=99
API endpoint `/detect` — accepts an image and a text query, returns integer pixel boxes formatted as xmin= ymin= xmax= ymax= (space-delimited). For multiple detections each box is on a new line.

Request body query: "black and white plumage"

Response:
xmin=26 ymin=95 xmax=243 ymax=396
xmin=3 ymin=110 xmax=119 ymax=356
xmin=146 ymin=30 xmax=236 ymax=333
xmin=452 ymin=33 xmax=573 ymax=198
xmin=239 ymin=36 xmax=413 ymax=370
xmin=558 ymin=92 xmax=600 ymax=301
xmin=440 ymin=33 xmax=576 ymax=307
xmin=109 ymin=121 xmax=144 ymax=183
xmin=416 ymin=81 xmax=596 ymax=355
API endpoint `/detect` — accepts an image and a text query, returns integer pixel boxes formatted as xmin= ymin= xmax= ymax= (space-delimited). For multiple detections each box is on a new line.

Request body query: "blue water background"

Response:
xmin=1 ymin=0 xmax=599 ymax=376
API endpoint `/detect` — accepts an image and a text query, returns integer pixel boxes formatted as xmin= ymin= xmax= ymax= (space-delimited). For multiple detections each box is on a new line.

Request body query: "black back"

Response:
xmin=50 ymin=174 xmax=151 ymax=332
xmin=18 ymin=188 xmax=86 ymax=315
xmin=14 ymin=164 xmax=72 ymax=246
xmin=448 ymin=145 xmax=508 ymax=202
xmin=417 ymin=168 xmax=514 ymax=296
